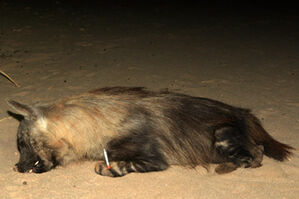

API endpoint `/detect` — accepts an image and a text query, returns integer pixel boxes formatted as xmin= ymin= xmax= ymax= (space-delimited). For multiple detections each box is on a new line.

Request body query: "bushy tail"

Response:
xmin=247 ymin=115 xmax=294 ymax=161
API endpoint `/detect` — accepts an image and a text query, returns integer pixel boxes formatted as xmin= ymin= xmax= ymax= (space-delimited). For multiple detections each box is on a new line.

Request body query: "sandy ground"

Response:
xmin=0 ymin=1 xmax=299 ymax=199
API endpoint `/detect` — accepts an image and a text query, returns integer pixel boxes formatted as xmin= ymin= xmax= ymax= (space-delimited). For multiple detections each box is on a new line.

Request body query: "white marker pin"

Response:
xmin=103 ymin=148 xmax=111 ymax=169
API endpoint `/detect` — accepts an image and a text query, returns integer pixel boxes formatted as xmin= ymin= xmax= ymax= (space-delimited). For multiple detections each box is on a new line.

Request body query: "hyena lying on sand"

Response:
xmin=7 ymin=87 xmax=294 ymax=177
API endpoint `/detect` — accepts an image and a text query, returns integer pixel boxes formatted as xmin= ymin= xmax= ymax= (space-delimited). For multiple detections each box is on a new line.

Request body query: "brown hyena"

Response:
xmin=7 ymin=87 xmax=294 ymax=177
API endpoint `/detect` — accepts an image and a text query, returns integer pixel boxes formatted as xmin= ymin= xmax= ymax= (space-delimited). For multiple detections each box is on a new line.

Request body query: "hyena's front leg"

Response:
xmin=95 ymin=159 xmax=169 ymax=177
xmin=94 ymin=133 xmax=169 ymax=177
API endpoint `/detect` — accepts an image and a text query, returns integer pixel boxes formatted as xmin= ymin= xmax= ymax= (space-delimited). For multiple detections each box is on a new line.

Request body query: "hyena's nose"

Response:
xmin=14 ymin=163 xmax=27 ymax=173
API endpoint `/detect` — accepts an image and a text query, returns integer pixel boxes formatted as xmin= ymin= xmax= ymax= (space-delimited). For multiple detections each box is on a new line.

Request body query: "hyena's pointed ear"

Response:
xmin=7 ymin=100 xmax=40 ymax=120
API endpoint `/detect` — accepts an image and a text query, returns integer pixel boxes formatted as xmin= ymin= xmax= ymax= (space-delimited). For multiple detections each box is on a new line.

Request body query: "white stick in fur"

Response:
xmin=103 ymin=148 xmax=111 ymax=169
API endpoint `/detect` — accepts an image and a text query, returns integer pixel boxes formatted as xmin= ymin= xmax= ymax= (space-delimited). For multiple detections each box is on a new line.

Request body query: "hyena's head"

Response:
xmin=7 ymin=100 xmax=56 ymax=173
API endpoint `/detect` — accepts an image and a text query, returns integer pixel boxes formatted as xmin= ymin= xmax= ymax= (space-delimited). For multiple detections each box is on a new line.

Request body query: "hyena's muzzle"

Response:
xmin=15 ymin=141 xmax=55 ymax=173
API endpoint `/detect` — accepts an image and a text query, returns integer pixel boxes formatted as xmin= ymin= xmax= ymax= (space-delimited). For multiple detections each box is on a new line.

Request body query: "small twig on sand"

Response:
xmin=0 ymin=70 xmax=20 ymax=87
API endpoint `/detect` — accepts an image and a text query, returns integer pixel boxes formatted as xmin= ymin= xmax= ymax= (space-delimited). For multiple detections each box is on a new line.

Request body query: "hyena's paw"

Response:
xmin=94 ymin=161 xmax=132 ymax=177
xmin=249 ymin=145 xmax=264 ymax=168
xmin=215 ymin=162 xmax=238 ymax=174
xmin=94 ymin=162 xmax=115 ymax=177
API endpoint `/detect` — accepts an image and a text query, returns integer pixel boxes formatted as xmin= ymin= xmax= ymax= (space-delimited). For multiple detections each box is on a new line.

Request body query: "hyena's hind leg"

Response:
xmin=95 ymin=134 xmax=169 ymax=177
xmin=214 ymin=126 xmax=264 ymax=174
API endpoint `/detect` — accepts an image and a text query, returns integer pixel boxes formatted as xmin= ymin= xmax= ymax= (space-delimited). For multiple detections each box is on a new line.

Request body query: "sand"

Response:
xmin=0 ymin=1 xmax=298 ymax=199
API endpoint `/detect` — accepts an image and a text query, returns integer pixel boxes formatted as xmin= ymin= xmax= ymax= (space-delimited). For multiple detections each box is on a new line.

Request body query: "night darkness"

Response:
xmin=1 ymin=0 xmax=299 ymax=198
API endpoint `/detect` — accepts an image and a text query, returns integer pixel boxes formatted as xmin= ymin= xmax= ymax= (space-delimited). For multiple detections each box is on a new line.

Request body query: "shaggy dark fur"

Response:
xmin=7 ymin=87 xmax=294 ymax=177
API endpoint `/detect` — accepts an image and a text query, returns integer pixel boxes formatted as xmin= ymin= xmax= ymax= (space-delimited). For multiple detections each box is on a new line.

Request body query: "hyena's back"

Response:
xmin=8 ymin=87 xmax=294 ymax=176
